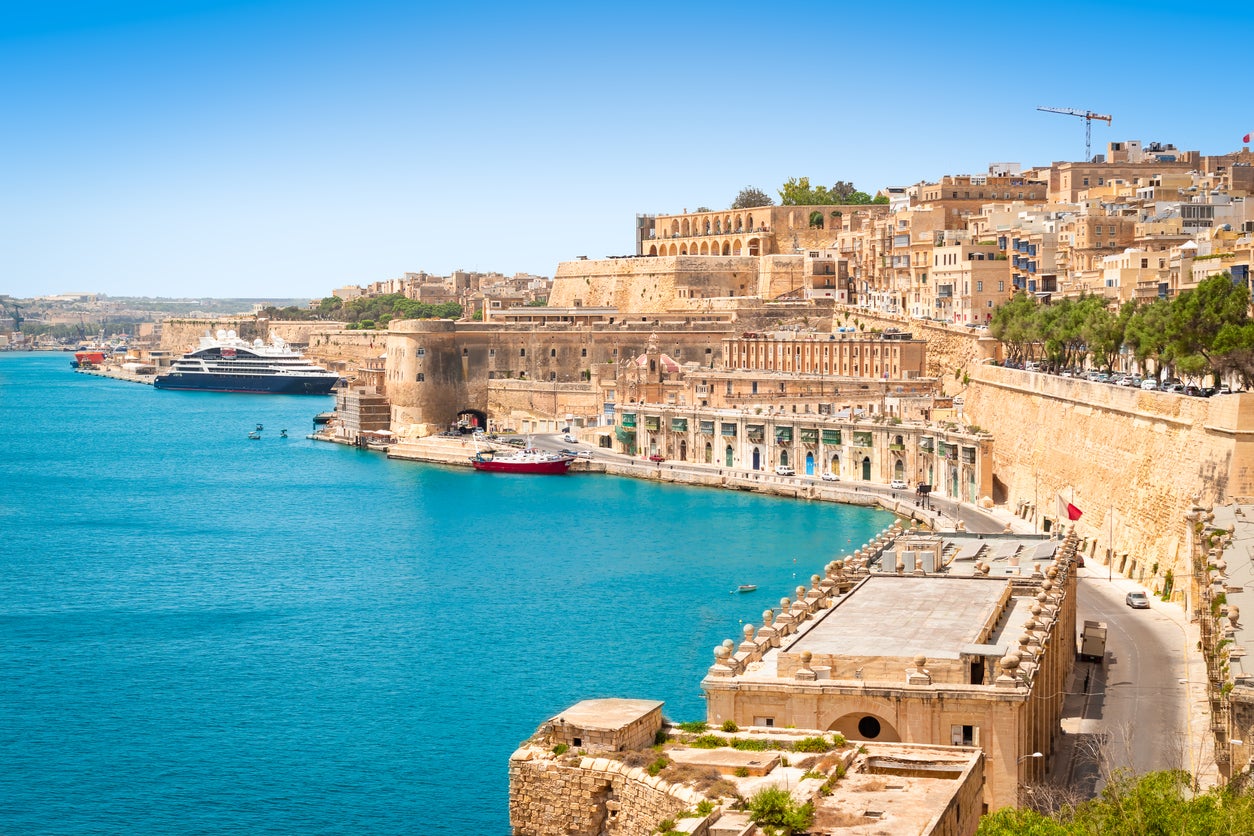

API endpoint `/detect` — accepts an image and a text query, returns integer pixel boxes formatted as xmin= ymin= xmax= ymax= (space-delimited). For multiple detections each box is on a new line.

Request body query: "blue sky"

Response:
xmin=3 ymin=0 xmax=1252 ymax=299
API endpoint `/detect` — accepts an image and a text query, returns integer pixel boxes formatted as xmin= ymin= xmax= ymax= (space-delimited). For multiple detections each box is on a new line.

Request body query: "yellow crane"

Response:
xmin=1037 ymin=106 xmax=1113 ymax=161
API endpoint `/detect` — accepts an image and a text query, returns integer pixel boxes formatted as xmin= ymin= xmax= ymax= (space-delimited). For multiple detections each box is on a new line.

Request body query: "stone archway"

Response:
xmin=805 ymin=452 xmax=815 ymax=476
xmin=725 ymin=445 xmax=734 ymax=467
xmin=861 ymin=456 xmax=871 ymax=480
xmin=752 ymin=447 xmax=761 ymax=470
xmin=705 ymin=442 xmax=713 ymax=464
xmin=679 ymin=439 xmax=687 ymax=461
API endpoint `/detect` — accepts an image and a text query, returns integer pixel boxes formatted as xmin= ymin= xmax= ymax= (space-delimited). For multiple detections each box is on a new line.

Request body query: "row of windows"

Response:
xmin=412 ymin=345 xmax=715 ymax=359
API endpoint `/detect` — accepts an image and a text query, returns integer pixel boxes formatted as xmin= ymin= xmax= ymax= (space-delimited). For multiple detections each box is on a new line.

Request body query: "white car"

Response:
xmin=562 ymin=434 xmax=577 ymax=443
xmin=775 ymin=465 xmax=796 ymax=476
xmin=890 ymin=479 xmax=908 ymax=490
xmin=820 ymin=471 xmax=839 ymax=482
xmin=1141 ymin=379 xmax=1158 ymax=391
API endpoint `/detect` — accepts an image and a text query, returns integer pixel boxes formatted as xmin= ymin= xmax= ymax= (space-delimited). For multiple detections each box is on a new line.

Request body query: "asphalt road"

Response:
xmin=1048 ymin=569 xmax=1197 ymax=801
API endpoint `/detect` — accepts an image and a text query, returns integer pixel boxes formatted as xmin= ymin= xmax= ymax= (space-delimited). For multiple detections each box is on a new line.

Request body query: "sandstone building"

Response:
xmin=702 ymin=529 xmax=1080 ymax=811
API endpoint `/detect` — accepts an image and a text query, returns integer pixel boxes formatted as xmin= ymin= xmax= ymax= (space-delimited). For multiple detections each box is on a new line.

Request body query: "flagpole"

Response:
xmin=1109 ymin=506 xmax=1114 ymax=583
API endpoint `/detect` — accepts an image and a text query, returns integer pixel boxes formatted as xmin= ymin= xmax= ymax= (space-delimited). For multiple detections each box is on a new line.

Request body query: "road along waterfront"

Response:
xmin=0 ymin=352 xmax=894 ymax=835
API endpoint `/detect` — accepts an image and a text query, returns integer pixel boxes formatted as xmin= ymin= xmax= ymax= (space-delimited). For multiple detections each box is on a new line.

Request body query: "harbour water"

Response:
xmin=0 ymin=352 xmax=893 ymax=834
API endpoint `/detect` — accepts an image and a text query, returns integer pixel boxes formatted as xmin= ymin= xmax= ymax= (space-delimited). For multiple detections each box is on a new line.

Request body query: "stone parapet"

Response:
xmin=508 ymin=746 xmax=717 ymax=836
xmin=967 ymin=363 xmax=1254 ymax=594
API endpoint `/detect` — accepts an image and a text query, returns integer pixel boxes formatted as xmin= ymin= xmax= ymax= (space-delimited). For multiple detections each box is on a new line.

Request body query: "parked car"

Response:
xmin=648 ymin=454 xmax=665 ymax=462
xmin=562 ymin=433 xmax=577 ymax=443
xmin=1141 ymin=379 xmax=1159 ymax=391
xmin=1167 ymin=383 xmax=1187 ymax=395
xmin=820 ymin=471 xmax=839 ymax=482
xmin=1125 ymin=591 xmax=1151 ymax=609
xmin=775 ymin=464 xmax=796 ymax=476
xmin=890 ymin=479 xmax=908 ymax=489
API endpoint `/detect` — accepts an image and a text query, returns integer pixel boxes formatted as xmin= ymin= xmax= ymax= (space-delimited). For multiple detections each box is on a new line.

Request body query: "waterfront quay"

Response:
xmin=73 ymin=364 xmax=155 ymax=385
xmin=310 ymin=426 xmax=1012 ymax=535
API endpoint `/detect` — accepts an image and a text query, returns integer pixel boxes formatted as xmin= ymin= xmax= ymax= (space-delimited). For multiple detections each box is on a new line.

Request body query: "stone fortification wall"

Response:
xmin=508 ymin=749 xmax=714 ymax=836
xmin=305 ymin=330 xmax=387 ymax=374
xmin=967 ymin=364 xmax=1254 ymax=590
xmin=160 ymin=317 xmax=260 ymax=352
xmin=487 ymin=380 xmax=601 ymax=430
xmin=550 ymin=256 xmax=764 ymax=313
xmin=159 ymin=317 xmax=352 ymax=355
xmin=385 ymin=319 xmax=730 ymax=429
xmin=829 ymin=310 xmax=994 ymax=387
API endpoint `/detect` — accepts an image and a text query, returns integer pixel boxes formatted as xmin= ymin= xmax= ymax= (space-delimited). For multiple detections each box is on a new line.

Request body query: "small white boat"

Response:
xmin=737 ymin=584 xmax=757 ymax=593
xmin=248 ymin=431 xmax=261 ymax=440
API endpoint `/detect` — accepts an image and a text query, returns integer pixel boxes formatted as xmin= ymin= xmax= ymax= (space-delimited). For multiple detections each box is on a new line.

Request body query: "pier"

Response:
xmin=74 ymin=365 xmax=155 ymax=385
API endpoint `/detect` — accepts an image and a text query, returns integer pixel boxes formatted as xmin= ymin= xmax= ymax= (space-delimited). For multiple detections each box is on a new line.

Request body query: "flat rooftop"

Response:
xmin=788 ymin=576 xmax=1010 ymax=661
xmin=551 ymin=699 xmax=663 ymax=731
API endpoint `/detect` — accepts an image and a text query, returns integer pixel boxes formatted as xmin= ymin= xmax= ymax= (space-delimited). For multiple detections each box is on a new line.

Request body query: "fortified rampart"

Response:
xmin=509 ymin=752 xmax=712 ymax=836
xmin=827 ymin=310 xmax=997 ymax=386
xmin=549 ymin=255 xmax=806 ymax=313
xmin=966 ymin=364 xmax=1254 ymax=596
xmin=385 ymin=319 xmax=733 ymax=430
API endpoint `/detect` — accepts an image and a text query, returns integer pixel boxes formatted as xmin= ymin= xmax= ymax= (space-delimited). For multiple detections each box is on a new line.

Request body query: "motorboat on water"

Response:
xmin=737 ymin=585 xmax=757 ymax=593
xmin=469 ymin=438 xmax=574 ymax=474
xmin=154 ymin=330 xmax=339 ymax=395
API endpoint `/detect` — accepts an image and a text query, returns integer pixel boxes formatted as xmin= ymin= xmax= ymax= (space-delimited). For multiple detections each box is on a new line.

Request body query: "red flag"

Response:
xmin=1057 ymin=494 xmax=1084 ymax=521
xmin=1245 ymin=133 xmax=1251 ymax=144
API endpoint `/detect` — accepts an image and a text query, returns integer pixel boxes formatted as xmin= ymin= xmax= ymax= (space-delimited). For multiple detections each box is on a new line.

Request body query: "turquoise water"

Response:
xmin=0 ymin=352 xmax=892 ymax=834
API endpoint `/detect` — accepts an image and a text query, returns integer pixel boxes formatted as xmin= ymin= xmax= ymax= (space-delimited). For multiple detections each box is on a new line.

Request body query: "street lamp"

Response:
xmin=1018 ymin=752 xmax=1044 ymax=763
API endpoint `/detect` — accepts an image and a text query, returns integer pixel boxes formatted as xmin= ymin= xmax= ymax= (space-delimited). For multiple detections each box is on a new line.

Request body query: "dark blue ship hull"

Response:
xmin=153 ymin=372 xmax=338 ymax=395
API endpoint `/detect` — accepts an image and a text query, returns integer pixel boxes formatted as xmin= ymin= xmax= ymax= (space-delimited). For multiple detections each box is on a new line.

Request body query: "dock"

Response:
xmin=74 ymin=366 xmax=156 ymax=385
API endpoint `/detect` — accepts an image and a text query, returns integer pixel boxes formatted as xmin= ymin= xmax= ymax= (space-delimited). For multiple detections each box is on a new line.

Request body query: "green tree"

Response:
xmin=778 ymin=177 xmax=884 ymax=206
xmin=731 ymin=186 xmax=774 ymax=209
xmin=977 ymin=807 xmax=1071 ymax=835
xmin=745 ymin=787 xmax=813 ymax=835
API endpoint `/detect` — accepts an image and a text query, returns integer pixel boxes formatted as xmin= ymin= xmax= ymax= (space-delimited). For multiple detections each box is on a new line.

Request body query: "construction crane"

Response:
xmin=1037 ymin=106 xmax=1113 ymax=162
xmin=0 ymin=301 xmax=22 ymax=332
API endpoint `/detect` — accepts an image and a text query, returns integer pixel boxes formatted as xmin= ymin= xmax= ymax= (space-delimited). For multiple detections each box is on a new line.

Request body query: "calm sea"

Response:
xmin=0 ymin=351 xmax=892 ymax=834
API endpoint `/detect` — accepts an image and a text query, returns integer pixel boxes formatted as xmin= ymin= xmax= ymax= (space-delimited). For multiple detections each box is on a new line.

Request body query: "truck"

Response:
xmin=1078 ymin=620 xmax=1107 ymax=663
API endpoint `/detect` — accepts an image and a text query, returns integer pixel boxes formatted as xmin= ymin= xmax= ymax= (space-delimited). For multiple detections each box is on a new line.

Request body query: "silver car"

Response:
xmin=1125 ymin=591 xmax=1150 ymax=609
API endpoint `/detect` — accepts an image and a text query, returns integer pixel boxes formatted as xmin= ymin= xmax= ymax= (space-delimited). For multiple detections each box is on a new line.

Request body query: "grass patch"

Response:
xmin=552 ymin=743 xmax=569 ymax=755
xmin=676 ymin=720 xmax=709 ymax=733
xmin=689 ymin=734 xmax=724 ymax=749
xmin=793 ymin=736 xmax=832 ymax=753
xmin=731 ymin=738 xmax=772 ymax=751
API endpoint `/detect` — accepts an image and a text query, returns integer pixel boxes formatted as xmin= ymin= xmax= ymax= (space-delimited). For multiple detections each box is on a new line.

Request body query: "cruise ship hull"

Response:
xmin=153 ymin=373 xmax=338 ymax=395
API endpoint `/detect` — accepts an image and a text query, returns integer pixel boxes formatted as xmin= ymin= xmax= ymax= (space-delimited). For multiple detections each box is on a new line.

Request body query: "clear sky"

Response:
xmin=3 ymin=0 xmax=1252 ymax=299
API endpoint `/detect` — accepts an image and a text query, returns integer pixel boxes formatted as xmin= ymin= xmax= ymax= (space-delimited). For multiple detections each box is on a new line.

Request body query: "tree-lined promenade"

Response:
xmin=989 ymin=274 xmax=1254 ymax=387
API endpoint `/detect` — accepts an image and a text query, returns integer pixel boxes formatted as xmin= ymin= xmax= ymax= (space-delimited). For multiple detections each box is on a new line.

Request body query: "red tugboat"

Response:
xmin=470 ymin=439 xmax=574 ymax=474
